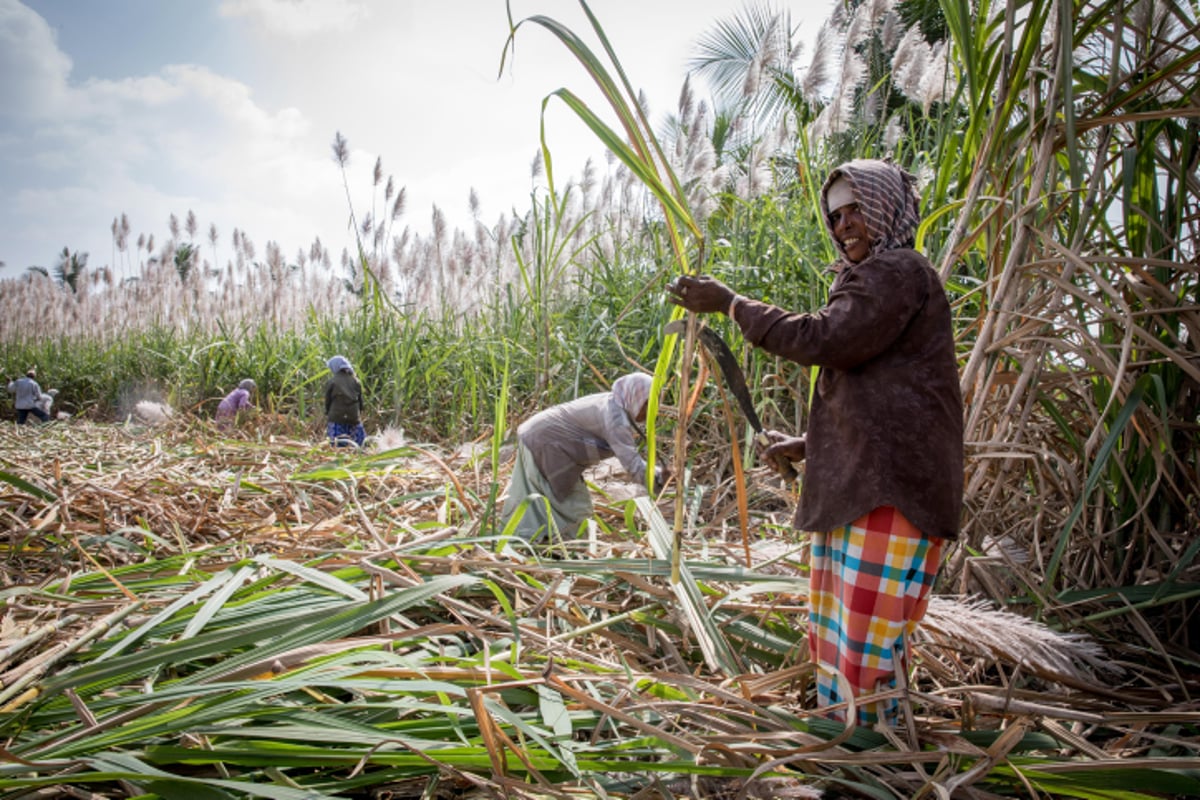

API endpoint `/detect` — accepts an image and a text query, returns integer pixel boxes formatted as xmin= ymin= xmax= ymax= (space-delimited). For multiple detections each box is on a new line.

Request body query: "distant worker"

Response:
xmin=500 ymin=372 xmax=668 ymax=545
xmin=6 ymin=368 xmax=50 ymax=425
xmin=324 ymin=355 xmax=365 ymax=447
xmin=35 ymin=388 xmax=58 ymax=419
xmin=215 ymin=379 xmax=257 ymax=424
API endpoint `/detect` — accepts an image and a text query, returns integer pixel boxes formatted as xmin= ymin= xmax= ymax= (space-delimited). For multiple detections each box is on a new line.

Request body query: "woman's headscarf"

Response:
xmin=611 ymin=372 xmax=653 ymax=418
xmin=819 ymin=159 xmax=921 ymax=264
xmin=238 ymin=379 xmax=256 ymax=391
xmin=327 ymin=355 xmax=353 ymax=374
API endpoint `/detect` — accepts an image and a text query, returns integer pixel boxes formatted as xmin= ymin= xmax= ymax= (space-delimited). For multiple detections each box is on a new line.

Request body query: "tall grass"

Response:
xmin=1 ymin=274 xmax=676 ymax=444
xmin=692 ymin=0 xmax=1199 ymax=656
xmin=0 ymin=136 xmax=689 ymax=438
xmin=916 ymin=0 xmax=1200 ymax=652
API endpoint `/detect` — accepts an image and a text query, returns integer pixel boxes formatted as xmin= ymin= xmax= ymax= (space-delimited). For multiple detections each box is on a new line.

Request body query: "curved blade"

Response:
xmin=680 ymin=324 xmax=798 ymax=482
xmin=695 ymin=327 xmax=763 ymax=432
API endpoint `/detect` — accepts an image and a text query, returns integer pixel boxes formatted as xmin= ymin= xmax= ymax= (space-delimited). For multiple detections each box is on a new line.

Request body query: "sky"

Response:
xmin=0 ymin=0 xmax=832 ymax=281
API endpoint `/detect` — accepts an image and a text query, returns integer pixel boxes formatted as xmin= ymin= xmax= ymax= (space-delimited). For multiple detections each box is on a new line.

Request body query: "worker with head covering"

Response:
xmin=500 ymin=372 xmax=668 ymax=546
xmin=6 ymin=368 xmax=49 ymax=425
xmin=667 ymin=159 xmax=963 ymax=727
xmin=324 ymin=355 xmax=365 ymax=447
xmin=215 ymin=378 xmax=257 ymax=424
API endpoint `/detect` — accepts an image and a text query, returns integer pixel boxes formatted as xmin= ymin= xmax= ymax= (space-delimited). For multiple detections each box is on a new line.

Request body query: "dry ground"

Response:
xmin=2 ymin=416 xmax=1199 ymax=798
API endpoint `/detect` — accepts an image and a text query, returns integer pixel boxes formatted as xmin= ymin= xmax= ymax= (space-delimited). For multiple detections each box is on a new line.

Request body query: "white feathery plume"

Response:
xmin=809 ymin=99 xmax=835 ymax=142
xmin=636 ymin=88 xmax=651 ymax=117
xmin=920 ymin=595 xmax=1123 ymax=683
xmin=677 ymin=75 xmax=695 ymax=129
xmin=580 ymin=157 xmax=597 ymax=199
xmin=864 ymin=0 xmax=892 ymax=32
xmin=891 ymin=26 xmax=929 ymax=104
xmin=879 ymin=7 xmax=903 ymax=51
xmin=862 ymin=84 xmax=883 ymax=123
xmin=844 ymin=0 xmax=872 ymax=53
xmin=742 ymin=12 xmax=783 ymax=99
xmin=883 ymin=112 xmax=904 ymax=151
xmin=812 ymin=46 xmax=865 ymax=140
xmin=736 ymin=141 xmax=772 ymax=198
xmin=918 ymin=40 xmax=953 ymax=113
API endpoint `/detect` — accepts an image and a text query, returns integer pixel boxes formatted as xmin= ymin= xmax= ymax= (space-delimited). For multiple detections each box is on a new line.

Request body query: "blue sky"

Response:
xmin=0 ymin=0 xmax=830 ymax=279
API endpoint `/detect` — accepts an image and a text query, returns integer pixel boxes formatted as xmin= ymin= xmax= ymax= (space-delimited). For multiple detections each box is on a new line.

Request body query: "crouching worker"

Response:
xmin=36 ymin=388 xmax=58 ymax=419
xmin=215 ymin=379 xmax=256 ymax=425
xmin=500 ymin=372 xmax=668 ymax=548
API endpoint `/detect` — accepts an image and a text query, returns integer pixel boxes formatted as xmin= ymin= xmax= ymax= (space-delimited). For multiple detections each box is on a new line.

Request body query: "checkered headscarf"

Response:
xmin=820 ymin=159 xmax=921 ymax=264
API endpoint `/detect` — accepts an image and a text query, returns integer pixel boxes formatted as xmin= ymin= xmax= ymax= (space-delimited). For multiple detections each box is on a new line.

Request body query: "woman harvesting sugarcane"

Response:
xmin=500 ymin=372 xmax=669 ymax=549
xmin=667 ymin=159 xmax=963 ymax=726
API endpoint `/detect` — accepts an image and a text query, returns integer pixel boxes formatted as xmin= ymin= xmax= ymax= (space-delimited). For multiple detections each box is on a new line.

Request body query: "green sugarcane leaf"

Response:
xmin=0 ymin=469 xmax=56 ymax=501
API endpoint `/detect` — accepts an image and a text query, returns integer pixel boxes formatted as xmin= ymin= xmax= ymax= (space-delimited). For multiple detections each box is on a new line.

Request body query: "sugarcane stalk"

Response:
xmin=0 ymin=601 xmax=143 ymax=709
xmin=0 ymin=613 xmax=80 ymax=671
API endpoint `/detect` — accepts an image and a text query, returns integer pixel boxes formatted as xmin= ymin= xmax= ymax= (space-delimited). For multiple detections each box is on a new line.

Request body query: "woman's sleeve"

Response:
xmin=604 ymin=401 xmax=648 ymax=486
xmin=737 ymin=252 xmax=930 ymax=370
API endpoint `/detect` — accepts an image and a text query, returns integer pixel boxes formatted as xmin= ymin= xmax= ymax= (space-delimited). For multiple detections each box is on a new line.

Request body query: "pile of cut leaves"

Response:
xmin=2 ymin=420 xmax=1197 ymax=799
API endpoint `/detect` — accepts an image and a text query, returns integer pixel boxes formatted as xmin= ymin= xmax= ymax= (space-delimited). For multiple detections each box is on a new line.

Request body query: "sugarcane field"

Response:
xmin=2 ymin=406 xmax=1195 ymax=799
xmin=2 ymin=0 xmax=1199 ymax=798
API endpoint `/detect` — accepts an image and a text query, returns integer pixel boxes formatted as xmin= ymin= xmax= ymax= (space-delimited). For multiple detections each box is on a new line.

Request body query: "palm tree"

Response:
xmin=687 ymin=1 xmax=809 ymax=133
xmin=53 ymin=247 xmax=88 ymax=293
xmin=174 ymin=242 xmax=198 ymax=283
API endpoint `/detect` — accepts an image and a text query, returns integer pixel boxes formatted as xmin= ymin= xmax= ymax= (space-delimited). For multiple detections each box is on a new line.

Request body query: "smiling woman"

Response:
xmin=666 ymin=158 xmax=963 ymax=726
xmin=827 ymin=201 xmax=870 ymax=262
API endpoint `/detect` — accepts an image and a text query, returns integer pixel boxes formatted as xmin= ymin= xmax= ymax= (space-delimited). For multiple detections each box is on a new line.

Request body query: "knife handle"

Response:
xmin=754 ymin=432 xmax=799 ymax=483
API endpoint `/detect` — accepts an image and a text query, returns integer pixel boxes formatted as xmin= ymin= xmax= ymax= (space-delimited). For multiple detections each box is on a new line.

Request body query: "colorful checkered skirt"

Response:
xmin=808 ymin=506 xmax=942 ymax=725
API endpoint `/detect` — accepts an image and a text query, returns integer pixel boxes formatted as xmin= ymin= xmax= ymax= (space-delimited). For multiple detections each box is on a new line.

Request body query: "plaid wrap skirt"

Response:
xmin=808 ymin=506 xmax=942 ymax=725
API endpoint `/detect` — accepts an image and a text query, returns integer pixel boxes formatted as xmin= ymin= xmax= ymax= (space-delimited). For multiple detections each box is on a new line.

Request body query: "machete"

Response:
xmin=666 ymin=320 xmax=798 ymax=481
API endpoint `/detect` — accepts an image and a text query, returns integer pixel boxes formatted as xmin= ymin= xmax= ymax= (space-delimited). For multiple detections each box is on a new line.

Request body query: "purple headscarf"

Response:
xmin=327 ymin=355 xmax=353 ymax=374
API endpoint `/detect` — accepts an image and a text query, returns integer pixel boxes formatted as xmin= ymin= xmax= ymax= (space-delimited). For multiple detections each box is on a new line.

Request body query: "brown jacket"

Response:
xmin=733 ymin=248 xmax=963 ymax=539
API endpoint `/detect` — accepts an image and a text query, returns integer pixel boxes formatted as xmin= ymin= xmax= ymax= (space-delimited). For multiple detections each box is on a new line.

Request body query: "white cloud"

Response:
xmin=0 ymin=0 xmax=72 ymax=118
xmin=217 ymin=0 xmax=368 ymax=38
xmin=0 ymin=4 xmax=342 ymax=273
